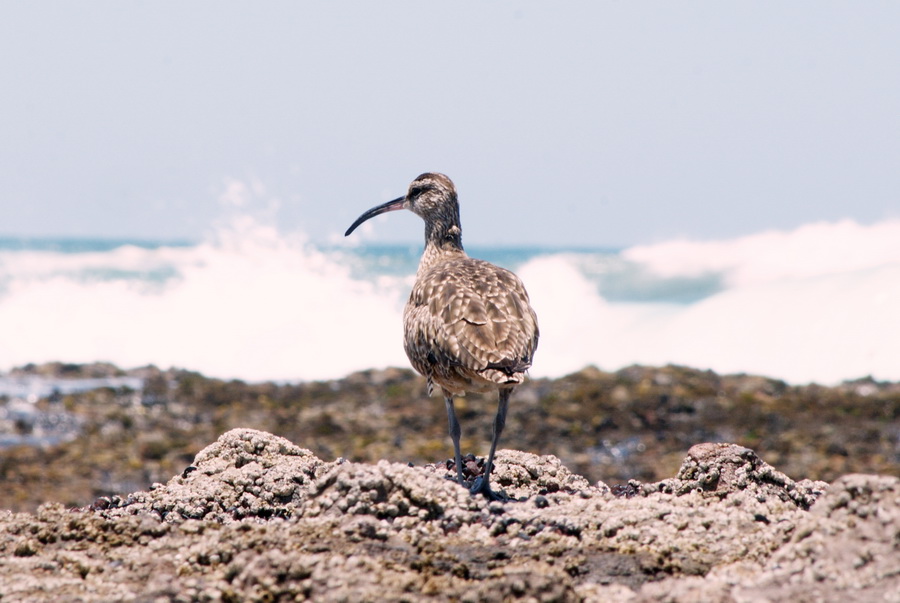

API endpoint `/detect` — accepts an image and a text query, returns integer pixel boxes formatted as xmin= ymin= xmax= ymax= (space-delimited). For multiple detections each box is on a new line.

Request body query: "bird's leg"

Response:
xmin=444 ymin=393 xmax=465 ymax=486
xmin=471 ymin=388 xmax=511 ymax=500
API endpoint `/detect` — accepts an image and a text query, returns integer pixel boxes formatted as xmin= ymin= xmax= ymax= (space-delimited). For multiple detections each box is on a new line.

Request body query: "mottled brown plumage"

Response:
xmin=345 ymin=173 xmax=539 ymax=499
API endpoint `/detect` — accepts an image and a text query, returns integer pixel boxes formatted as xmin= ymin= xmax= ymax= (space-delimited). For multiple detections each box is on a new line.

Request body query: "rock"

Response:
xmin=3 ymin=363 xmax=899 ymax=515
xmin=103 ymin=428 xmax=329 ymax=522
xmin=3 ymin=428 xmax=895 ymax=601
xmin=737 ymin=473 xmax=900 ymax=602
xmin=645 ymin=442 xmax=829 ymax=510
xmin=304 ymin=458 xmax=481 ymax=522
xmin=638 ymin=472 xmax=900 ymax=603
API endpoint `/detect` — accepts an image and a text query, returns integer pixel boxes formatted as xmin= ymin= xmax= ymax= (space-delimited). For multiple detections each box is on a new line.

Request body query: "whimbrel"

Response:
xmin=345 ymin=173 xmax=539 ymax=500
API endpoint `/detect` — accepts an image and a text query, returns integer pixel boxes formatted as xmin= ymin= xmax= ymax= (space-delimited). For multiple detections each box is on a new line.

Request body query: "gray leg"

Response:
xmin=444 ymin=393 xmax=465 ymax=486
xmin=473 ymin=388 xmax=511 ymax=499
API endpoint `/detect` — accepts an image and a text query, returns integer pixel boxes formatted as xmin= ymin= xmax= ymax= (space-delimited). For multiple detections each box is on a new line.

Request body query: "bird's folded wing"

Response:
xmin=409 ymin=261 xmax=538 ymax=374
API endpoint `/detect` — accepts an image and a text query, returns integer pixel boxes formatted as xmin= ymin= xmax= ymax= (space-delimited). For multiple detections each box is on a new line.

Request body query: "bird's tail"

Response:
xmin=481 ymin=359 xmax=531 ymax=385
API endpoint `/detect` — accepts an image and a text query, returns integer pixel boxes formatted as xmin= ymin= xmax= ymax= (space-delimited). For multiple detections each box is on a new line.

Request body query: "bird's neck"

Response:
xmin=418 ymin=222 xmax=467 ymax=274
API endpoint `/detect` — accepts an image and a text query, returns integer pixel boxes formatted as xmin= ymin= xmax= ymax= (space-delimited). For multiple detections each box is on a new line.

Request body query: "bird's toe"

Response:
xmin=469 ymin=477 xmax=510 ymax=502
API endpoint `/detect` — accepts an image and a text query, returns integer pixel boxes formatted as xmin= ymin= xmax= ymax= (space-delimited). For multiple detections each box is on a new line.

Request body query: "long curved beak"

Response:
xmin=344 ymin=196 xmax=406 ymax=236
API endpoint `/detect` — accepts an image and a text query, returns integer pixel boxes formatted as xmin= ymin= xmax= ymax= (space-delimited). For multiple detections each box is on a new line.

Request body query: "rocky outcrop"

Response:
xmin=2 ymin=428 xmax=896 ymax=602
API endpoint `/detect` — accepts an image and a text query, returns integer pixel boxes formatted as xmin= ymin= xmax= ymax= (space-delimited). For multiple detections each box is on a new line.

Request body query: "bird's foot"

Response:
xmin=469 ymin=476 xmax=510 ymax=502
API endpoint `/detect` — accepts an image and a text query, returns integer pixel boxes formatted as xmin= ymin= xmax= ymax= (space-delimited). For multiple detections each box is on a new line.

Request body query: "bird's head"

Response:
xmin=344 ymin=173 xmax=460 ymax=237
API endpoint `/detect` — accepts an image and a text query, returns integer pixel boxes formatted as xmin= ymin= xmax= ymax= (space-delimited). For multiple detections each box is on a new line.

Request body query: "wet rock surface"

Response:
xmin=1 ymin=363 xmax=898 ymax=514
xmin=0 ymin=428 xmax=897 ymax=601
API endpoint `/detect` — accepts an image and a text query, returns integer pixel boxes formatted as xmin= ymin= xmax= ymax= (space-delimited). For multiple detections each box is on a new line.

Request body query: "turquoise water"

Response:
xmin=0 ymin=237 xmax=193 ymax=253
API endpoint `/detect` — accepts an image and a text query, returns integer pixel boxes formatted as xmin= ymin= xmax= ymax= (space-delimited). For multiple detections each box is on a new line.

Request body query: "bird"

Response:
xmin=345 ymin=172 xmax=539 ymax=500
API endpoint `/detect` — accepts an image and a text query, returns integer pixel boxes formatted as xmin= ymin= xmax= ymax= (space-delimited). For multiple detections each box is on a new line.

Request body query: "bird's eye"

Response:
xmin=409 ymin=186 xmax=424 ymax=198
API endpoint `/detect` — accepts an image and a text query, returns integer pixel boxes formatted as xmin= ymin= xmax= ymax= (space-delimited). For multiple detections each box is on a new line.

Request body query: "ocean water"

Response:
xmin=1 ymin=216 xmax=899 ymax=385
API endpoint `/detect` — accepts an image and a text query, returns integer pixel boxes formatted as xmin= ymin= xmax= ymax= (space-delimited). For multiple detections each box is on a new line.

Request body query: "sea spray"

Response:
xmin=0 ymin=217 xmax=408 ymax=381
xmin=1 ymin=218 xmax=898 ymax=384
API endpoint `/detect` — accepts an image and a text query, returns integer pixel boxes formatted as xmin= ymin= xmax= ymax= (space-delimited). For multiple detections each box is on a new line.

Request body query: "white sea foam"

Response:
xmin=1 ymin=217 xmax=898 ymax=384
xmin=520 ymin=219 xmax=900 ymax=384
xmin=622 ymin=219 xmax=900 ymax=287
xmin=0 ymin=216 xmax=410 ymax=381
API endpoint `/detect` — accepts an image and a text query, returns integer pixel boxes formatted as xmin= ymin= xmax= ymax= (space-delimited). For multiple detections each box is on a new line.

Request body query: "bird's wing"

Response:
xmin=405 ymin=259 xmax=539 ymax=376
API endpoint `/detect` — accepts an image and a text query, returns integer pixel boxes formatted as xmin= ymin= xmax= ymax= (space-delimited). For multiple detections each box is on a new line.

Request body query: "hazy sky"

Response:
xmin=2 ymin=2 xmax=898 ymax=247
